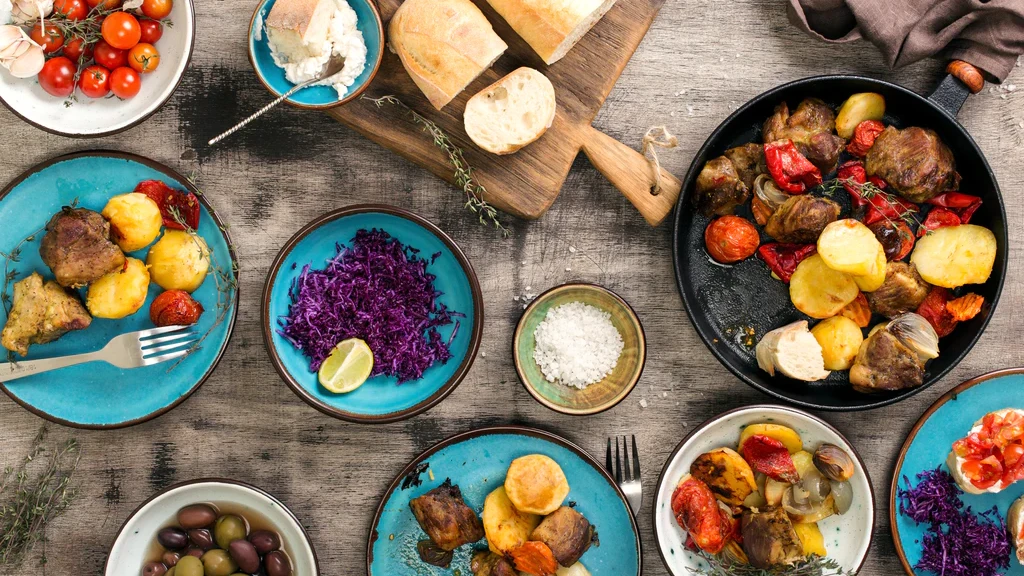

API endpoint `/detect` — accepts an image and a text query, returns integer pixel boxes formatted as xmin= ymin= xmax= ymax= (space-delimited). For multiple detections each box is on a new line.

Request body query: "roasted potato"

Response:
xmin=793 ymin=522 xmax=827 ymax=557
xmin=689 ymin=447 xmax=758 ymax=506
xmin=853 ymin=246 xmax=887 ymax=292
xmin=818 ymin=219 xmax=884 ymax=278
xmin=811 ymin=316 xmax=864 ymax=371
xmin=504 ymin=454 xmax=570 ymax=516
xmin=147 ymin=230 xmax=210 ymax=293
xmin=556 ymin=563 xmax=592 ymax=576
xmin=86 ymin=257 xmax=150 ymax=319
xmin=102 ymin=193 xmax=162 ymax=252
xmin=791 ymin=450 xmax=816 ymax=479
xmin=911 ymin=224 xmax=997 ymax=288
xmin=765 ymin=478 xmax=787 ymax=506
xmin=835 ymin=93 xmax=885 ymax=139
xmin=482 ymin=486 xmax=541 ymax=555
xmin=739 ymin=423 xmax=803 ymax=454
xmin=790 ymin=255 xmax=859 ymax=319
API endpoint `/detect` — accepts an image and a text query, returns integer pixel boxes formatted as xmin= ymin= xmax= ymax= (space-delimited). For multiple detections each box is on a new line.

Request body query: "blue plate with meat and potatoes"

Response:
xmin=366 ymin=425 xmax=641 ymax=575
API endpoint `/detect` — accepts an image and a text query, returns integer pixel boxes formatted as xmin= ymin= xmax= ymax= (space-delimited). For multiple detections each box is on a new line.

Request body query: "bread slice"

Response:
xmin=484 ymin=0 xmax=616 ymax=65
xmin=265 ymin=0 xmax=335 ymax=60
xmin=388 ymin=0 xmax=507 ymax=110
xmin=1009 ymin=495 xmax=1024 ymax=565
xmin=947 ymin=408 xmax=1024 ymax=495
xmin=755 ymin=321 xmax=830 ymax=382
xmin=464 ymin=67 xmax=555 ymax=155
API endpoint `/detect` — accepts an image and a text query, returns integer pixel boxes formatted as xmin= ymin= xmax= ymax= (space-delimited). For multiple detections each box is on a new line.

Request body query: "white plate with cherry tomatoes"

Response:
xmin=0 ymin=0 xmax=193 ymax=137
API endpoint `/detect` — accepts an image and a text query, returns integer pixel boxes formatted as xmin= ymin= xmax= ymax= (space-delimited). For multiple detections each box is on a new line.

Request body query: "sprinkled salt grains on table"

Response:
xmin=533 ymin=301 xmax=624 ymax=389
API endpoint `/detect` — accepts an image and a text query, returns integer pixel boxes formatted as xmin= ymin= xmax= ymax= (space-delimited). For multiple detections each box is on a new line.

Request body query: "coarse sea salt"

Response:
xmin=533 ymin=301 xmax=623 ymax=389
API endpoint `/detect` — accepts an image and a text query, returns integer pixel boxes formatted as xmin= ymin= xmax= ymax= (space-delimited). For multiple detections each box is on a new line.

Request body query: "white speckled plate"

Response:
xmin=652 ymin=404 xmax=875 ymax=574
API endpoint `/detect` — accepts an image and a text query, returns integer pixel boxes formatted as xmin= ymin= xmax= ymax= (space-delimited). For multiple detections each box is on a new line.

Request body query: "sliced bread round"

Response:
xmin=464 ymin=67 xmax=556 ymax=155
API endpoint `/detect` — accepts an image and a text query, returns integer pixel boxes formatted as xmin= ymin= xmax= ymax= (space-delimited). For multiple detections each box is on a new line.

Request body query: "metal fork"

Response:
xmin=607 ymin=435 xmax=642 ymax=515
xmin=0 ymin=325 xmax=196 ymax=381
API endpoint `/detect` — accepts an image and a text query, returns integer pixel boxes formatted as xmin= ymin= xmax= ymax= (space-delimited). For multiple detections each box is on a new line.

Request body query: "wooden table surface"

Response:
xmin=1 ymin=0 xmax=1022 ymax=574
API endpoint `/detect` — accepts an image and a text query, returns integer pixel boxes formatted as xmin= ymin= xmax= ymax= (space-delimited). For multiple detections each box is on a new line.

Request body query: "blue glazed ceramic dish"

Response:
xmin=0 ymin=152 xmax=238 ymax=429
xmin=890 ymin=368 xmax=1024 ymax=575
xmin=247 ymin=0 xmax=384 ymax=109
xmin=262 ymin=205 xmax=482 ymax=423
xmin=367 ymin=426 xmax=642 ymax=575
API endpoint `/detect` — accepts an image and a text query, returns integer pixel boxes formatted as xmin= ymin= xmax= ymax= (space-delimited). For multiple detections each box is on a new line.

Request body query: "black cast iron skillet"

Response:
xmin=671 ymin=61 xmax=1008 ymax=411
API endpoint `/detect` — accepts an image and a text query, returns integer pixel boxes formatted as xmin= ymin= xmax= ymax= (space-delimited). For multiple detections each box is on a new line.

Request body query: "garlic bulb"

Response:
xmin=0 ymin=25 xmax=44 ymax=78
xmin=10 ymin=0 xmax=51 ymax=24
xmin=1 ymin=0 xmax=14 ymax=25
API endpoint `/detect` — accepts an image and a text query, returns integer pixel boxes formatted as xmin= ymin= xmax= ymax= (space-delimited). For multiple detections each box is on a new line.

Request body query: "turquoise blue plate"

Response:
xmin=367 ymin=426 xmax=642 ymax=575
xmin=247 ymin=0 xmax=384 ymax=109
xmin=0 ymin=152 xmax=238 ymax=429
xmin=890 ymin=368 xmax=1024 ymax=575
xmin=262 ymin=205 xmax=482 ymax=423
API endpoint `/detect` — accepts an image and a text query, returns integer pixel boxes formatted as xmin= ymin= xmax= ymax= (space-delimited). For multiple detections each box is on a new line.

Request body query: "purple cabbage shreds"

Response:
xmin=897 ymin=466 xmax=1011 ymax=576
xmin=277 ymin=229 xmax=459 ymax=383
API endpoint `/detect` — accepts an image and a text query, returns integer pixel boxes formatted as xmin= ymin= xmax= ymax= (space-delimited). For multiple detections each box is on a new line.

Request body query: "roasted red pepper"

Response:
xmin=917 ymin=207 xmax=962 ymax=237
xmin=764 ymin=140 xmax=822 ymax=194
xmin=135 ymin=179 xmax=201 ymax=230
xmin=740 ymin=435 xmax=799 ymax=483
xmin=757 ymin=243 xmax=816 ymax=283
xmin=927 ymin=191 xmax=982 ymax=223
xmin=837 ymin=160 xmax=919 ymax=225
xmin=837 ymin=161 xmax=869 ymax=208
xmin=916 ymin=287 xmax=958 ymax=337
xmin=846 ymin=120 xmax=885 ymax=157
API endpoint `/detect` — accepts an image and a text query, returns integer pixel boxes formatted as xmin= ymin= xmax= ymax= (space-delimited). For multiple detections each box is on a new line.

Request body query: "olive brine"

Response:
xmin=143 ymin=503 xmax=293 ymax=576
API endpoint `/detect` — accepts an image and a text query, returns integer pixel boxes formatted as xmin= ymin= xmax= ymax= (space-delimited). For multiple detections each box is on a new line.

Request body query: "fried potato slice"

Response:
xmin=790 ymin=255 xmax=859 ymax=319
xmin=811 ymin=316 xmax=864 ymax=371
xmin=504 ymin=454 xmax=570 ymax=516
xmin=853 ymin=246 xmax=887 ymax=292
xmin=482 ymin=486 xmax=541 ymax=555
xmin=818 ymin=219 xmax=884 ymax=277
xmin=911 ymin=224 xmax=997 ymax=288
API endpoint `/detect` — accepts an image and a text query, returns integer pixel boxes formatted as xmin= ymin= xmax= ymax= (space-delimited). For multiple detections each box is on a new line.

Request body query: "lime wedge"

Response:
xmin=317 ymin=338 xmax=374 ymax=393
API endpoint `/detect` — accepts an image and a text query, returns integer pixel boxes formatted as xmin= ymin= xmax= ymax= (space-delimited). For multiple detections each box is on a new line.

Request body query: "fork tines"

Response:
xmin=607 ymin=435 xmax=641 ymax=484
xmin=139 ymin=325 xmax=197 ymax=366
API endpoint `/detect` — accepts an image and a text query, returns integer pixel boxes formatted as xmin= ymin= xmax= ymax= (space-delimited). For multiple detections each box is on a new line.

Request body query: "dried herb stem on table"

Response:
xmin=362 ymin=95 xmax=511 ymax=237
xmin=0 ymin=427 xmax=80 ymax=568
xmin=689 ymin=550 xmax=857 ymax=576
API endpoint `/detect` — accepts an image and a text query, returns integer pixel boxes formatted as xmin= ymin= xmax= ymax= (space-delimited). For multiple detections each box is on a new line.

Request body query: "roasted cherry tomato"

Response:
xmin=109 ymin=66 xmax=141 ymax=98
xmin=37 ymin=56 xmax=76 ymax=97
xmin=78 ymin=65 xmax=110 ymax=98
xmin=139 ymin=19 xmax=163 ymax=43
xmin=869 ymin=220 xmax=914 ymax=261
xmin=94 ymin=40 xmax=127 ymax=69
xmin=128 ymin=42 xmax=160 ymax=73
xmin=150 ymin=290 xmax=204 ymax=326
xmin=134 ymin=180 xmax=201 ymax=230
xmin=916 ymin=287 xmax=957 ymax=337
xmin=102 ymin=12 xmax=141 ymax=50
xmin=62 ymin=36 xmax=94 ymax=61
xmin=54 ymin=0 xmax=87 ymax=19
xmin=671 ymin=477 xmax=730 ymax=554
xmin=141 ymin=0 xmax=173 ymax=19
xmin=846 ymin=119 xmax=884 ymax=157
xmin=704 ymin=215 xmax=759 ymax=264
xmin=29 ymin=23 xmax=64 ymax=54
xmin=764 ymin=139 xmax=821 ymax=194
xmin=86 ymin=0 xmax=122 ymax=8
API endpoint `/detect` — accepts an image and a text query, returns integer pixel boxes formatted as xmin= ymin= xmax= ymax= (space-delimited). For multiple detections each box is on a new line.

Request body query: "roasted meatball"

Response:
xmin=741 ymin=507 xmax=803 ymax=568
xmin=694 ymin=156 xmax=750 ymax=216
xmin=764 ymin=195 xmax=840 ymax=243
xmin=762 ymin=99 xmax=846 ymax=173
xmin=530 ymin=506 xmax=594 ymax=567
xmin=723 ymin=143 xmax=767 ymax=189
xmin=409 ymin=480 xmax=484 ymax=551
xmin=39 ymin=207 xmax=125 ymax=288
xmin=849 ymin=327 xmax=925 ymax=392
xmin=867 ymin=262 xmax=930 ymax=318
xmin=865 ymin=126 xmax=959 ymax=203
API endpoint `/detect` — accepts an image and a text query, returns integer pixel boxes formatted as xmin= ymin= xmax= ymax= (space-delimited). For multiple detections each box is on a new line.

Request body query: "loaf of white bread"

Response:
xmin=388 ymin=0 xmax=507 ymax=110
xmin=265 ymin=0 xmax=334 ymax=60
xmin=484 ymin=0 xmax=617 ymax=65
xmin=464 ymin=67 xmax=555 ymax=155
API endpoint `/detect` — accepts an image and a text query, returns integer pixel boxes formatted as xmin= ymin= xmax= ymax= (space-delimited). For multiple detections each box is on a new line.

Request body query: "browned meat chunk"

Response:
xmin=764 ymin=195 xmax=840 ymax=243
xmin=867 ymin=262 xmax=930 ymax=318
xmin=849 ymin=328 xmax=925 ymax=392
xmin=530 ymin=506 xmax=594 ymax=567
xmin=865 ymin=126 xmax=959 ymax=203
xmin=39 ymin=208 xmax=125 ymax=288
xmin=416 ymin=540 xmax=453 ymax=568
xmin=723 ymin=143 xmax=767 ymax=189
xmin=741 ymin=507 xmax=803 ymax=568
xmin=471 ymin=551 xmax=517 ymax=576
xmin=694 ymin=156 xmax=750 ymax=216
xmin=762 ymin=99 xmax=846 ymax=173
xmin=409 ymin=479 xmax=484 ymax=551
xmin=1 ymin=272 xmax=91 ymax=356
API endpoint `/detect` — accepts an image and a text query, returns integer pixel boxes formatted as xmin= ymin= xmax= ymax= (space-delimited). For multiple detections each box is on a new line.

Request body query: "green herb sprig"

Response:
xmin=688 ymin=550 xmax=857 ymax=576
xmin=819 ymin=177 xmax=921 ymax=238
xmin=363 ymin=95 xmax=510 ymax=237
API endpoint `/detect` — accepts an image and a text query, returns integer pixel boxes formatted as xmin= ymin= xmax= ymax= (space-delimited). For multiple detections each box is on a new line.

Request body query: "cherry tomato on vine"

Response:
xmin=139 ymin=19 xmax=163 ymax=43
xmin=94 ymin=40 xmax=127 ymax=69
xmin=29 ymin=23 xmax=64 ymax=54
xmin=86 ymin=0 xmax=122 ymax=8
xmin=109 ymin=66 xmax=141 ymax=98
xmin=128 ymin=43 xmax=159 ymax=73
xmin=140 ymin=0 xmax=172 ymax=19
xmin=101 ymin=12 xmax=141 ymax=50
xmin=37 ymin=57 xmax=76 ymax=97
xmin=62 ymin=36 xmax=94 ymax=61
xmin=78 ymin=65 xmax=111 ymax=98
xmin=54 ymin=0 xmax=87 ymax=20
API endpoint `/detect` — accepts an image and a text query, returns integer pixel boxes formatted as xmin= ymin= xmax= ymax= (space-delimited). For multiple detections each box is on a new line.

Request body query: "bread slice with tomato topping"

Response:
xmin=946 ymin=408 xmax=1024 ymax=495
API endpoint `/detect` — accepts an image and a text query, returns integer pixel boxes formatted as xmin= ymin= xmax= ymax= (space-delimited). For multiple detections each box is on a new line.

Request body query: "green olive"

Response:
xmin=173 ymin=556 xmax=202 ymax=576
xmin=213 ymin=514 xmax=247 ymax=549
xmin=202 ymin=549 xmax=239 ymax=576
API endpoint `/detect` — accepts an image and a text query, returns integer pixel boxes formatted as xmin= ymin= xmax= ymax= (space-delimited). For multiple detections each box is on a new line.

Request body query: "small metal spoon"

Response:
xmin=208 ymin=53 xmax=347 ymax=146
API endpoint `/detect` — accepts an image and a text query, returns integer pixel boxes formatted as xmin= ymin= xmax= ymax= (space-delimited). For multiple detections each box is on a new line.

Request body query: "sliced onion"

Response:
xmin=754 ymin=174 xmax=789 ymax=210
xmin=830 ymin=480 xmax=853 ymax=514
xmin=889 ymin=312 xmax=939 ymax=361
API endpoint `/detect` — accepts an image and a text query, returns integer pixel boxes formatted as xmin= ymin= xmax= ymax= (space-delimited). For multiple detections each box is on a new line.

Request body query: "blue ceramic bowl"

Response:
xmin=248 ymin=0 xmax=384 ymax=109
xmin=262 ymin=205 xmax=483 ymax=423
xmin=0 ymin=152 xmax=238 ymax=429
xmin=367 ymin=426 xmax=642 ymax=575
xmin=891 ymin=368 xmax=1024 ymax=575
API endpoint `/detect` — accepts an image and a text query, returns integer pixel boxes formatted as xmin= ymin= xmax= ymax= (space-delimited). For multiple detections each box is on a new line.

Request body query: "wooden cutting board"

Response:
xmin=326 ymin=0 xmax=681 ymax=226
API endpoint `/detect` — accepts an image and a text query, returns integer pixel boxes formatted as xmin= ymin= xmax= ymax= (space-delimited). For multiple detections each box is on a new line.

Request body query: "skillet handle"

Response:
xmin=927 ymin=60 xmax=986 ymax=117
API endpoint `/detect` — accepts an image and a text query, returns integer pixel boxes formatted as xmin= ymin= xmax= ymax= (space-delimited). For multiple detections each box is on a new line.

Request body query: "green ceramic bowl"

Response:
xmin=514 ymin=283 xmax=646 ymax=415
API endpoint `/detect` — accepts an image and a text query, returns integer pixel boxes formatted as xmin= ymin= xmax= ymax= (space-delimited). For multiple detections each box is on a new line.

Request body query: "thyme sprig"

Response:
xmin=820 ymin=177 xmax=922 ymax=237
xmin=362 ymin=94 xmax=510 ymax=237
xmin=0 ymin=427 xmax=80 ymax=568
xmin=688 ymin=550 xmax=856 ymax=576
